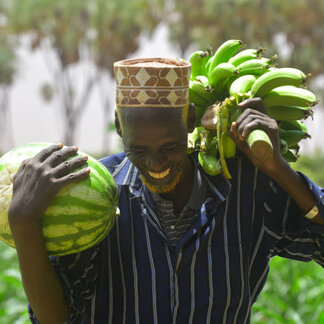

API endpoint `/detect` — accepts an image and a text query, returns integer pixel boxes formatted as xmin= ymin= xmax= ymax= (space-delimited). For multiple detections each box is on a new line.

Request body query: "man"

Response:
xmin=9 ymin=58 xmax=324 ymax=324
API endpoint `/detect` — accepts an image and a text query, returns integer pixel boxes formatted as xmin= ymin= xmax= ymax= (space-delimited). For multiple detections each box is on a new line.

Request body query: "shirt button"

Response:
xmin=170 ymin=225 xmax=175 ymax=230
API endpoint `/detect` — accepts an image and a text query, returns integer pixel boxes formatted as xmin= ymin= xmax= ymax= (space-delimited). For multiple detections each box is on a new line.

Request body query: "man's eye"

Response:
xmin=131 ymin=148 xmax=146 ymax=154
xmin=162 ymin=144 xmax=185 ymax=153
xmin=162 ymin=146 xmax=177 ymax=152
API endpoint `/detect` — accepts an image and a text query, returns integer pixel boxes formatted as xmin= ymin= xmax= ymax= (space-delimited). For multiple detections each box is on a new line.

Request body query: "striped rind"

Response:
xmin=0 ymin=142 xmax=118 ymax=256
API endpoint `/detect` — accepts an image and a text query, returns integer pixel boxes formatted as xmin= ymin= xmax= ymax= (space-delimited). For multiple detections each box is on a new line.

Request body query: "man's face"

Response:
xmin=119 ymin=107 xmax=191 ymax=194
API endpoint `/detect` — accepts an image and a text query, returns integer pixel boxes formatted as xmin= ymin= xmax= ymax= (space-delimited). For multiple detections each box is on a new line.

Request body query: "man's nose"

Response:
xmin=145 ymin=152 xmax=167 ymax=172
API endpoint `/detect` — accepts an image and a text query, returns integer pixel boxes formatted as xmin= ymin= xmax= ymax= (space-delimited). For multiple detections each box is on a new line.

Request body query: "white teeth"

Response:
xmin=148 ymin=168 xmax=170 ymax=179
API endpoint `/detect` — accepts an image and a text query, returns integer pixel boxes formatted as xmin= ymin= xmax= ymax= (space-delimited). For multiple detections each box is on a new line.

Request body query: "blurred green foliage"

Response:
xmin=252 ymin=257 xmax=324 ymax=324
xmin=291 ymin=149 xmax=324 ymax=187
xmin=0 ymin=242 xmax=29 ymax=324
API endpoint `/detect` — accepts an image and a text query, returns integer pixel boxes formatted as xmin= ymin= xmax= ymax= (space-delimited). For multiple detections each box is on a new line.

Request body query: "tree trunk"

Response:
xmin=0 ymin=88 xmax=14 ymax=152
xmin=63 ymin=116 xmax=76 ymax=146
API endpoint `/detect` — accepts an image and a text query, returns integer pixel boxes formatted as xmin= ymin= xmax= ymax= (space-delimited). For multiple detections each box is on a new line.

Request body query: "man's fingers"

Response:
xmin=33 ymin=143 xmax=64 ymax=162
xmin=45 ymin=146 xmax=79 ymax=167
xmin=236 ymin=114 xmax=270 ymax=140
xmin=52 ymin=168 xmax=90 ymax=186
xmin=52 ymin=155 xmax=88 ymax=178
xmin=237 ymin=97 xmax=266 ymax=114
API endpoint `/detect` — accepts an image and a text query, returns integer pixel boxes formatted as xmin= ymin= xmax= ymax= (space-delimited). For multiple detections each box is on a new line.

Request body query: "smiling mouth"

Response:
xmin=147 ymin=168 xmax=171 ymax=179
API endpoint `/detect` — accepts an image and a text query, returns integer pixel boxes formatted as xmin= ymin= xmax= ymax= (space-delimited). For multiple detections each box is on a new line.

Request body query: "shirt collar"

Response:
xmin=111 ymin=155 xmax=143 ymax=197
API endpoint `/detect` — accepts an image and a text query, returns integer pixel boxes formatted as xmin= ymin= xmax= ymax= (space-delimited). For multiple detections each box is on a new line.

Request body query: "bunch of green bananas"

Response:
xmin=188 ymin=39 xmax=318 ymax=178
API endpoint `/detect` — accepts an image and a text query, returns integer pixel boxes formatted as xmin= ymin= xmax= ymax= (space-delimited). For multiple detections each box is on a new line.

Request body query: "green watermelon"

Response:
xmin=0 ymin=143 xmax=118 ymax=256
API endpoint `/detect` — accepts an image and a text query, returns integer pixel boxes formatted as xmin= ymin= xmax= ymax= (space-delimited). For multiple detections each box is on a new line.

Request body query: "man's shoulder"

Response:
xmin=98 ymin=151 xmax=127 ymax=174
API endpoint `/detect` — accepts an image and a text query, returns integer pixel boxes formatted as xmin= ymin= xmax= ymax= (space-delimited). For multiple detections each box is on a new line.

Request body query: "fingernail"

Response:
xmin=73 ymin=146 xmax=78 ymax=151
xmin=58 ymin=143 xmax=63 ymax=148
xmin=86 ymin=168 xmax=91 ymax=173
xmin=83 ymin=155 xmax=88 ymax=161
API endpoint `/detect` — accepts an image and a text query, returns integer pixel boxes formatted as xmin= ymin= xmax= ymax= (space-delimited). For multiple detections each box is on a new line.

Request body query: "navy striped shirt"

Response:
xmin=149 ymin=155 xmax=207 ymax=247
xmin=29 ymin=152 xmax=324 ymax=324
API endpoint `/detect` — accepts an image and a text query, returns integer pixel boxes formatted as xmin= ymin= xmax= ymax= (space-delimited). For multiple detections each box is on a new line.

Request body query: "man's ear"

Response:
xmin=114 ymin=110 xmax=122 ymax=137
xmin=187 ymin=103 xmax=197 ymax=133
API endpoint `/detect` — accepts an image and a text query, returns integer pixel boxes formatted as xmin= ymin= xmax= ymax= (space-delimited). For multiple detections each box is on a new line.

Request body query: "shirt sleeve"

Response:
xmin=28 ymin=243 xmax=101 ymax=323
xmin=264 ymin=172 xmax=324 ymax=267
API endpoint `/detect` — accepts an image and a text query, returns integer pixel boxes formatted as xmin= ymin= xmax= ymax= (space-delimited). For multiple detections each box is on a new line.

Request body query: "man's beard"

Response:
xmin=140 ymin=171 xmax=182 ymax=194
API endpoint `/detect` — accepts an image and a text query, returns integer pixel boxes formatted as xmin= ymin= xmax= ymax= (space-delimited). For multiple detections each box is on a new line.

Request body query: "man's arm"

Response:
xmin=261 ymin=157 xmax=324 ymax=225
xmin=201 ymin=97 xmax=323 ymax=225
xmin=230 ymin=98 xmax=323 ymax=225
xmin=9 ymin=144 xmax=90 ymax=324
xmin=12 ymin=221 xmax=69 ymax=324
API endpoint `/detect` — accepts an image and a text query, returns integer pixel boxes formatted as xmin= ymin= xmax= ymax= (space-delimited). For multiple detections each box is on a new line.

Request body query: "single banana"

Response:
xmin=195 ymin=104 xmax=209 ymax=125
xmin=279 ymin=120 xmax=308 ymax=133
xmin=200 ymin=50 xmax=213 ymax=76
xmin=189 ymin=50 xmax=212 ymax=80
xmin=265 ymin=105 xmax=313 ymax=121
xmin=190 ymin=79 xmax=217 ymax=105
xmin=229 ymin=74 xmax=257 ymax=96
xmin=198 ymin=150 xmax=222 ymax=176
xmin=281 ymin=149 xmax=298 ymax=162
xmin=208 ymin=39 xmax=243 ymax=75
xmin=197 ymin=126 xmax=214 ymax=152
xmin=280 ymin=138 xmax=288 ymax=154
xmin=237 ymin=59 xmax=270 ymax=76
xmin=223 ymin=133 xmax=236 ymax=158
xmin=250 ymin=68 xmax=307 ymax=98
xmin=262 ymin=86 xmax=317 ymax=108
xmin=189 ymin=80 xmax=211 ymax=107
xmin=195 ymin=75 xmax=209 ymax=86
xmin=208 ymin=63 xmax=238 ymax=93
xmin=198 ymin=135 xmax=222 ymax=176
xmin=228 ymin=48 xmax=264 ymax=67
xmin=278 ymin=128 xmax=310 ymax=147
xmin=288 ymin=143 xmax=300 ymax=153
xmin=187 ymin=127 xmax=201 ymax=152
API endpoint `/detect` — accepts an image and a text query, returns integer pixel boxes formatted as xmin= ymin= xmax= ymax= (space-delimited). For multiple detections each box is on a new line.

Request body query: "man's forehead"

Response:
xmin=119 ymin=106 xmax=184 ymax=122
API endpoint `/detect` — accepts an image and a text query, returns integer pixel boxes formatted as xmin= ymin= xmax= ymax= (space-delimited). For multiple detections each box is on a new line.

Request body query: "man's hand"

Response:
xmin=229 ymin=97 xmax=283 ymax=172
xmin=200 ymin=97 xmax=283 ymax=172
xmin=9 ymin=143 xmax=90 ymax=228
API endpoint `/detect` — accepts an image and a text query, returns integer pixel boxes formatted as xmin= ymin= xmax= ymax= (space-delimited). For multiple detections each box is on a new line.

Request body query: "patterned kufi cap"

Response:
xmin=114 ymin=57 xmax=191 ymax=108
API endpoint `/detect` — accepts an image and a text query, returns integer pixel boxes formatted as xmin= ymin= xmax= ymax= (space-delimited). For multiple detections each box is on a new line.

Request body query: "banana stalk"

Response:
xmin=217 ymin=105 xmax=232 ymax=179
